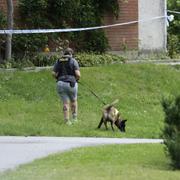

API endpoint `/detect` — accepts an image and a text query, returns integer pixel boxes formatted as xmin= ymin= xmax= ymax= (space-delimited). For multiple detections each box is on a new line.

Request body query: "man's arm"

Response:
xmin=73 ymin=58 xmax=81 ymax=81
xmin=52 ymin=61 xmax=59 ymax=80
xmin=75 ymin=70 xmax=81 ymax=81
xmin=52 ymin=71 xmax=59 ymax=79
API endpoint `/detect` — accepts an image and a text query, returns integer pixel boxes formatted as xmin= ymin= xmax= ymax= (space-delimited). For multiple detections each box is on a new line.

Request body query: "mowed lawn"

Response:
xmin=1 ymin=144 xmax=180 ymax=180
xmin=0 ymin=63 xmax=180 ymax=138
xmin=0 ymin=63 xmax=180 ymax=179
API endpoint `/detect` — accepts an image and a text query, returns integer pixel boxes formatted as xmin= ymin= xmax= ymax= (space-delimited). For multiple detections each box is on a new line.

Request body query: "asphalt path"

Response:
xmin=0 ymin=136 xmax=163 ymax=172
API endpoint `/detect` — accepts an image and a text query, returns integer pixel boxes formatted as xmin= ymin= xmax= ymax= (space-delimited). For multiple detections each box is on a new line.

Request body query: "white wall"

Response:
xmin=138 ymin=0 xmax=167 ymax=52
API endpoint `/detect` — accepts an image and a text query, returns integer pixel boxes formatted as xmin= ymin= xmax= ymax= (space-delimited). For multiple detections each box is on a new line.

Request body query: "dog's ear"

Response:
xmin=122 ymin=119 xmax=127 ymax=123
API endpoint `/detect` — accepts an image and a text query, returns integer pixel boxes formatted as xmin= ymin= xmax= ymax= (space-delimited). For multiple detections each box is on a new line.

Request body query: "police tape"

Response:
xmin=0 ymin=15 xmax=171 ymax=35
xmin=167 ymin=10 xmax=180 ymax=14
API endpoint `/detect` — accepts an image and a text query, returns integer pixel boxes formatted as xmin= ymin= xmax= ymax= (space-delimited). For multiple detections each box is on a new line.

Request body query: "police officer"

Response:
xmin=52 ymin=48 xmax=81 ymax=125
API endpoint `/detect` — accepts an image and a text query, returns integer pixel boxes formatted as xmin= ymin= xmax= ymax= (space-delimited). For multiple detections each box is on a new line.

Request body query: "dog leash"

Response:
xmin=78 ymin=81 xmax=106 ymax=105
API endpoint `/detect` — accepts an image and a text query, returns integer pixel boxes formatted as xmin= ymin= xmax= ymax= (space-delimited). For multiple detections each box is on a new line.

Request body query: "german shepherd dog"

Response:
xmin=97 ymin=100 xmax=127 ymax=132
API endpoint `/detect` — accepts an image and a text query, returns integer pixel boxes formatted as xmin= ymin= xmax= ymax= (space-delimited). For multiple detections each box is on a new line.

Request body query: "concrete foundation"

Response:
xmin=138 ymin=0 xmax=167 ymax=52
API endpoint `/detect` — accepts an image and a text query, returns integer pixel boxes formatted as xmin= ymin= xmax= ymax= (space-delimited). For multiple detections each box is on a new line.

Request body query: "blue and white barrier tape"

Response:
xmin=0 ymin=15 xmax=171 ymax=35
xmin=167 ymin=10 xmax=180 ymax=14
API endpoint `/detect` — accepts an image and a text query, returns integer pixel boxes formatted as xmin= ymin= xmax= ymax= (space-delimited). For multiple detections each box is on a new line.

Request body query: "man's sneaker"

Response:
xmin=65 ymin=120 xmax=72 ymax=126
xmin=71 ymin=118 xmax=78 ymax=123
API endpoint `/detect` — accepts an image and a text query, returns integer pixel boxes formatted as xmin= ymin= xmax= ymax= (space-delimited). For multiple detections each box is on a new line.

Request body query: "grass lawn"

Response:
xmin=1 ymin=144 xmax=180 ymax=180
xmin=0 ymin=63 xmax=180 ymax=179
xmin=0 ymin=64 xmax=180 ymax=138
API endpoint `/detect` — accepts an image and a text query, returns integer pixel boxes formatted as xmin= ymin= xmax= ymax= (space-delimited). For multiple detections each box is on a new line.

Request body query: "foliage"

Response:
xmin=0 ymin=11 xmax=6 ymax=61
xmin=76 ymin=53 xmax=125 ymax=67
xmin=167 ymin=0 xmax=180 ymax=57
xmin=162 ymin=94 xmax=180 ymax=169
xmin=167 ymin=34 xmax=180 ymax=58
xmin=0 ymin=53 xmax=125 ymax=68
xmin=71 ymin=30 xmax=109 ymax=53
xmin=0 ymin=58 xmax=34 ymax=69
xmin=93 ymin=0 xmax=119 ymax=17
xmin=18 ymin=0 xmax=49 ymax=28
xmin=31 ymin=53 xmax=59 ymax=67
xmin=167 ymin=0 xmax=180 ymax=36
xmin=0 ymin=11 xmax=6 ymax=28
xmin=12 ymin=34 xmax=48 ymax=57
xmin=14 ymin=0 xmax=119 ymax=57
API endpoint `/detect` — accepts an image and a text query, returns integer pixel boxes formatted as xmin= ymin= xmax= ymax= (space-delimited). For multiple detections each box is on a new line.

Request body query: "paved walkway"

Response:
xmin=0 ymin=136 xmax=163 ymax=172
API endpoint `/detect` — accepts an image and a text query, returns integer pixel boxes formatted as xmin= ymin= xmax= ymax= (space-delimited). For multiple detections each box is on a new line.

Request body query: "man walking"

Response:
xmin=52 ymin=48 xmax=81 ymax=125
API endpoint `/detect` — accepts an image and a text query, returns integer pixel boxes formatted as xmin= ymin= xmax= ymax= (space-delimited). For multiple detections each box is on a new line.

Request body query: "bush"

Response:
xmin=162 ymin=95 xmax=180 ymax=169
xmin=0 ymin=53 xmax=125 ymax=68
xmin=16 ymin=0 xmax=119 ymax=55
xmin=0 ymin=11 xmax=6 ymax=61
xmin=0 ymin=58 xmax=34 ymax=69
xmin=76 ymin=53 xmax=125 ymax=67
xmin=167 ymin=1 xmax=180 ymax=58
xmin=167 ymin=34 xmax=180 ymax=59
xmin=12 ymin=34 xmax=49 ymax=58
xmin=31 ymin=53 xmax=59 ymax=67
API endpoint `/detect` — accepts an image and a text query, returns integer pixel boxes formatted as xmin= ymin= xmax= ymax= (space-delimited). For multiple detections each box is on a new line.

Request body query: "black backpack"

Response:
xmin=56 ymin=58 xmax=76 ymax=87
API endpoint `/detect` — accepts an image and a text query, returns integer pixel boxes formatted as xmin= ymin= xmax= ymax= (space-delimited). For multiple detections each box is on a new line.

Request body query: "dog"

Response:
xmin=97 ymin=100 xmax=127 ymax=132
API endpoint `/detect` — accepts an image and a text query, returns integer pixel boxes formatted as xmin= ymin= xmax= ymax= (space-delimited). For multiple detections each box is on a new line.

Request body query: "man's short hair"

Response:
xmin=64 ymin=48 xmax=73 ymax=55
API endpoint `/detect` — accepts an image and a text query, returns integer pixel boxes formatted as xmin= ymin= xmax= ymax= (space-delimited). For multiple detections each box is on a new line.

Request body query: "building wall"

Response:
xmin=138 ymin=0 xmax=167 ymax=52
xmin=0 ymin=0 xmax=6 ymax=12
xmin=0 ymin=0 xmax=18 ymax=13
xmin=0 ymin=0 xmax=166 ymax=52
xmin=104 ymin=0 xmax=138 ymax=51
xmin=1 ymin=0 xmax=139 ymax=51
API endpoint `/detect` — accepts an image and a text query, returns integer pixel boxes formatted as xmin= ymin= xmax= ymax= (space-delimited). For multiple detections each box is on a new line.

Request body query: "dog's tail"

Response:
xmin=103 ymin=99 xmax=119 ymax=109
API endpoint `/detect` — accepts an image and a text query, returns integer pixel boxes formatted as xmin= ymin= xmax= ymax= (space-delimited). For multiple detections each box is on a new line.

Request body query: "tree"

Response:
xmin=162 ymin=95 xmax=180 ymax=169
xmin=167 ymin=0 xmax=180 ymax=57
xmin=5 ymin=0 xmax=13 ymax=60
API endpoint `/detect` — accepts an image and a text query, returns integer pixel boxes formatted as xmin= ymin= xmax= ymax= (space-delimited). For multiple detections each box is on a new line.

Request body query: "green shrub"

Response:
xmin=0 ymin=57 xmax=34 ymax=69
xmin=76 ymin=53 xmax=125 ymax=67
xmin=0 ymin=11 xmax=6 ymax=61
xmin=167 ymin=34 xmax=180 ymax=59
xmin=31 ymin=53 xmax=126 ymax=67
xmin=16 ymin=0 xmax=119 ymax=55
xmin=0 ymin=11 xmax=6 ymax=28
xmin=167 ymin=1 xmax=180 ymax=58
xmin=0 ymin=53 xmax=125 ymax=68
xmin=4 ymin=54 xmax=58 ymax=68
xmin=162 ymin=95 xmax=180 ymax=169
xmin=12 ymin=34 xmax=49 ymax=57
xmin=18 ymin=0 xmax=50 ymax=28
xmin=31 ymin=53 xmax=59 ymax=67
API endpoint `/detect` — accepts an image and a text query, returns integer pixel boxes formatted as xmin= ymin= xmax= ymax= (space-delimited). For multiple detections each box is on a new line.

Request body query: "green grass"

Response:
xmin=1 ymin=144 xmax=180 ymax=180
xmin=0 ymin=64 xmax=180 ymax=138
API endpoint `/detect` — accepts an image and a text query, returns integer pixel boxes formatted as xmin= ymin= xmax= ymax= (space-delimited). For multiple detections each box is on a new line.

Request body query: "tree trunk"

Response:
xmin=5 ymin=0 xmax=13 ymax=60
